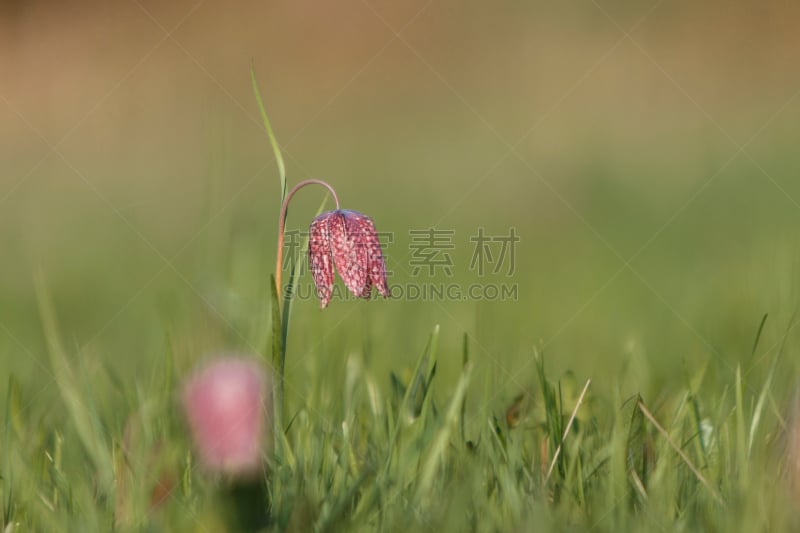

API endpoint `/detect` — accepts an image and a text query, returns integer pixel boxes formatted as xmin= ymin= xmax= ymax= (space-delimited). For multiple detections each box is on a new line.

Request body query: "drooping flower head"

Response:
xmin=309 ymin=209 xmax=389 ymax=308
xmin=182 ymin=357 xmax=270 ymax=476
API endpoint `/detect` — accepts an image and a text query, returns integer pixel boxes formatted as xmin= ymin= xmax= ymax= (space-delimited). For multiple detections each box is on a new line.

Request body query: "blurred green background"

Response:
xmin=1 ymin=0 xmax=799 ymax=420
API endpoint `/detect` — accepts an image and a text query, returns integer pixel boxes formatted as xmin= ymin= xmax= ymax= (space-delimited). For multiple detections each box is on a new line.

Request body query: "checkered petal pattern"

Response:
xmin=346 ymin=211 xmax=390 ymax=299
xmin=309 ymin=213 xmax=335 ymax=308
xmin=308 ymin=209 xmax=390 ymax=309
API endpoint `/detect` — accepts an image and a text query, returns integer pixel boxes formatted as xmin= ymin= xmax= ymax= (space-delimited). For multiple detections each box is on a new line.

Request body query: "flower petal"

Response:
xmin=309 ymin=212 xmax=335 ymax=308
xmin=330 ymin=211 xmax=370 ymax=298
xmin=352 ymin=212 xmax=390 ymax=298
xmin=360 ymin=275 xmax=373 ymax=299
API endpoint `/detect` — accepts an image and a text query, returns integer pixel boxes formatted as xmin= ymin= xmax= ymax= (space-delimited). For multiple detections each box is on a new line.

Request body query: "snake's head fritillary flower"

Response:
xmin=182 ymin=357 xmax=270 ymax=477
xmin=309 ymin=209 xmax=389 ymax=309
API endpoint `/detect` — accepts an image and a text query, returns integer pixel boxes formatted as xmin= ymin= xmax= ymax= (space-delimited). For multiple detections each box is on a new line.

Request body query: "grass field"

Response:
xmin=3 ymin=2 xmax=800 ymax=531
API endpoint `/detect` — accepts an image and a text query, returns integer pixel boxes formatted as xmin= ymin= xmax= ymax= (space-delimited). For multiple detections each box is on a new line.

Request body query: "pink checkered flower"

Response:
xmin=270 ymin=178 xmax=391 ymax=445
xmin=308 ymin=209 xmax=390 ymax=308
xmin=275 ymin=180 xmax=391 ymax=309
xmin=182 ymin=357 xmax=270 ymax=477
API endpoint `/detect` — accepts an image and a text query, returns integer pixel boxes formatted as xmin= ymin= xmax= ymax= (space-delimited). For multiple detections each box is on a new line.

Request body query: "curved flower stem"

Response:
xmin=272 ymin=179 xmax=339 ymax=440
xmin=275 ymin=179 xmax=340 ymax=305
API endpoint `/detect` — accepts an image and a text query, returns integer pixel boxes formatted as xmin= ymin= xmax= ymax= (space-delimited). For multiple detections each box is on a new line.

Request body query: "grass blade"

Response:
xmin=638 ymin=400 xmax=723 ymax=505
xmin=625 ymin=393 xmax=649 ymax=496
xmin=750 ymin=313 xmax=768 ymax=358
xmin=34 ymin=273 xmax=113 ymax=491
xmin=735 ymin=365 xmax=746 ymax=483
xmin=460 ymin=333 xmax=469 ymax=443
xmin=416 ymin=362 xmax=473 ymax=500
xmin=3 ymin=377 xmax=19 ymax=526
xmin=382 ymin=325 xmax=439 ymax=477
xmin=545 ymin=379 xmax=591 ymax=484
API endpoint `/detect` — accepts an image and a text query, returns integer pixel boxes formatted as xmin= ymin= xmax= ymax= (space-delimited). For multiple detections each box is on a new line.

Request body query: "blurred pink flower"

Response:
xmin=182 ymin=357 xmax=270 ymax=476
xmin=309 ymin=209 xmax=389 ymax=308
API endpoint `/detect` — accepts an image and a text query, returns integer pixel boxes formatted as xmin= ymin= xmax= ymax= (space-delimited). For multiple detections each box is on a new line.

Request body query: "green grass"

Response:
xmin=2 ymin=84 xmax=800 ymax=532
xmin=3 ymin=305 xmax=799 ymax=531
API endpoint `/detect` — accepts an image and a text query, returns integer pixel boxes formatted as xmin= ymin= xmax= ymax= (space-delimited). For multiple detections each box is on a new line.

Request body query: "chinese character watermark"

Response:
xmin=408 ymin=228 xmax=455 ymax=276
xmin=469 ymin=227 xmax=519 ymax=276
xmin=282 ymin=229 xmax=305 ymax=273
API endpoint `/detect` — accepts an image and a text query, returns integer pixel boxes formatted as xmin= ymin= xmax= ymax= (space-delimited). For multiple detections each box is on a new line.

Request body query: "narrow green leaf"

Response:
xmin=535 ymin=353 xmax=563 ymax=474
xmin=5 ymin=376 xmax=22 ymax=439
xmin=410 ymin=324 xmax=439 ymax=419
xmin=382 ymin=324 xmax=440 ymax=477
xmin=460 ymin=333 xmax=469 ymax=443
xmin=735 ymin=365 xmax=747 ymax=484
xmin=160 ymin=335 xmax=175 ymax=426
xmin=250 ymin=66 xmax=286 ymax=200
xmin=688 ymin=393 xmax=709 ymax=467
xmin=748 ymin=344 xmax=781 ymax=458
xmin=750 ymin=313 xmax=768 ymax=358
xmin=416 ymin=362 xmax=473 ymax=501
xmin=625 ymin=394 xmax=648 ymax=502
xmin=417 ymin=325 xmax=440 ymax=423
xmin=34 ymin=273 xmax=113 ymax=491
xmin=314 ymin=466 xmax=374 ymax=533
xmin=3 ymin=377 xmax=18 ymax=525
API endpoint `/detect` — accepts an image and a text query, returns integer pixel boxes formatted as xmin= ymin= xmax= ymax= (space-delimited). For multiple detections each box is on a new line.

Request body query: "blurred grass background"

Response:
xmin=2 ymin=0 xmax=800 ymax=510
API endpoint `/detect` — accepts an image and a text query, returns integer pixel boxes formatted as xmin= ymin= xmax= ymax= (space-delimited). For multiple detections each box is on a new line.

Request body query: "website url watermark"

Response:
xmin=287 ymin=282 xmax=518 ymax=302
